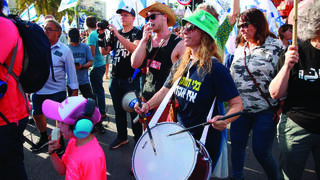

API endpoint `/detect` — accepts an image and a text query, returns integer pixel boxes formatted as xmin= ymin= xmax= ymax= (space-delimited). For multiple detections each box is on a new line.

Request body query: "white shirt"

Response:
xmin=36 ymin=41 xmax=78 ymax=94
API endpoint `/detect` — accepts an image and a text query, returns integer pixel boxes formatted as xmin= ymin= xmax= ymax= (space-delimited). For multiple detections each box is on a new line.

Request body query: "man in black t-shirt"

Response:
xmin=269 ymin=1 xmax=320 ymax=179
xmin=99 ymin=5 xmax=143 ymax=149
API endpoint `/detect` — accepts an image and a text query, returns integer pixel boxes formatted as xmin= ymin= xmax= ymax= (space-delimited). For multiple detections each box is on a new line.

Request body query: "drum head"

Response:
xmin=132 ymin=122 xmax=197 ymax=180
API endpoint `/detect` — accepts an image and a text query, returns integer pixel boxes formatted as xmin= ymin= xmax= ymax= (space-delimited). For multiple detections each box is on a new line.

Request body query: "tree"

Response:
xmin=15 ymin=0 xmax=72 ymax=22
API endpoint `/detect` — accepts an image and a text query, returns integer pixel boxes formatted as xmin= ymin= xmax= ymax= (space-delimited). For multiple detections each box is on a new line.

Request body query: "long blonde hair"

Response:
xmin=171 ymin=32 xmax=221 ymax=84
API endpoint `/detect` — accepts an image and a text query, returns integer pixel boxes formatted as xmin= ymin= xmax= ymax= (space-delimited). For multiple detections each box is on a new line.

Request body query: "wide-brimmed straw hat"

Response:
xmin=182 ymin=10 xmax=219 ymax=41
xmin=139 ymin=2 xmax=176 ymax=27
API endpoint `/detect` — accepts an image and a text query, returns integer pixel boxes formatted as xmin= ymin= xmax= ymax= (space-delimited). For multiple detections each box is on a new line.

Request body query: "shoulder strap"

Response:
xmin=165 ymin=34 xmax=181 ymax=50
xmin=131 ymin=27 xmax=139 ymax=40
xmin=243 ymin=48 xmax=277 ymax=113
xmin=146 ymin=33 xmax=172 ymax=67
xmin=8 ymin=39 xmax=19 ymax=74
xmin=200 ymin=97 xmax=217 ymax=144
xmin=149 ymin=77 xmax=181 ymax=127
xmin=4 ymin=38 xmax=31 ymax=113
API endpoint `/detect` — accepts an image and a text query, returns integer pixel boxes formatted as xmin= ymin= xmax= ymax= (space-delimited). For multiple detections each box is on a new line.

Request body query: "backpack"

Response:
xmin=4 ymin=14 xmax=54 ymax=94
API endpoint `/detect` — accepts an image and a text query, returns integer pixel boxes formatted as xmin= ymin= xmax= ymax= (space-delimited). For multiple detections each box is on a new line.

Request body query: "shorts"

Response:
xmin=32 ymin=91 xmax=66 ymax=115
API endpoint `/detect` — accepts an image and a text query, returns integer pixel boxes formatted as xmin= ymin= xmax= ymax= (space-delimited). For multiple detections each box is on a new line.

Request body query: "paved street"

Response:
xmin=23 ymin=77 xmax=317 ymax=180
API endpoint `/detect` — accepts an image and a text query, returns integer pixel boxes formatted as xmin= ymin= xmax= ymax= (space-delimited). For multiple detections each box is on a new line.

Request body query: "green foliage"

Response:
xmin=14 ymin=0 xmax=90 ymax=22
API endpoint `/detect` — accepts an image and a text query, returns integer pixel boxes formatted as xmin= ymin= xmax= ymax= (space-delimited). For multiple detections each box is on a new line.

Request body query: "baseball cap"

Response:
xmin=68 ymin=28 xmax=80 ymax=43
xmin=42 ymin=96 xmax=101 ymax=125
xmin=116 ymin=5 xmax=136 ymax=17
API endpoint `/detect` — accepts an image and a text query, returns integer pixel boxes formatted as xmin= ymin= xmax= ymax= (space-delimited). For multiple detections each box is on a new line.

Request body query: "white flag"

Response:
xmin=36 ymin=14 xmax=45 ymax=26
xmin=70 ymin=16 xmax=77 ymax=28
xmin=2 ymin=0 xmax=10 ymax=16
xmin=20 ymin=4 xmax=38 ymax=21
xmin=58 ymin=0 xmax=78 ymax=12
xmin=61 ymin=12 xmax=70 ymax=33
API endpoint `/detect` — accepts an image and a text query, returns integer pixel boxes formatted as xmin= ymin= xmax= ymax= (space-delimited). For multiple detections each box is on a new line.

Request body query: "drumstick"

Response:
xmin=168 ymin=111 xmax=243 ymax=136
xmin=135 ymin=90 xmax=157 ymax=156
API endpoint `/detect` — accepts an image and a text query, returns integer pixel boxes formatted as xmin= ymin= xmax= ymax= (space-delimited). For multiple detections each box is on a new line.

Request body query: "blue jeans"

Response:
xmin=278 ymin=115 xmax=320 ymax=180
xmin=109 ymin=77 xmax=142 ymax=141
xmin=230 ymin=109 xmax=279 ymax=180
xmin=0 ymin=117 xmax=28 ymax=180
xmin=90 ymin=65 xmax=106 ymax=115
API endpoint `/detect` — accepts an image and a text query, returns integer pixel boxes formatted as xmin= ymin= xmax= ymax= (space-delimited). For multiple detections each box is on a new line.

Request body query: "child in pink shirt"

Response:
xmin=43 ymin=96 xmax=107 ymax=180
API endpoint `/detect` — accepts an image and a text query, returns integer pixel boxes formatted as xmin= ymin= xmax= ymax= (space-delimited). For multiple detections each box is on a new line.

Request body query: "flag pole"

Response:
xmin=292 ymin=0 xmax=298 ymax=46
xmin=74 ymin=6 xmax=77 ymax=28
xmin=135 ymin=1 xmax=139 ymax=27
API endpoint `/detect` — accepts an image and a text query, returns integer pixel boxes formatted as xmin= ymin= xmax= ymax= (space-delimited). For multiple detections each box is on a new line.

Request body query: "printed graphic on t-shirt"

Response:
xmin=113 ymin=39 xmax=130 ymax=64
xmin=299 ymin=68 xmax=320 ymax=82
xmin=175 ymin=76 xmax=201 ymax=103
xmin=73 ymin=52 xmax=86 ymax=63
xmin=147 ymin=59 xmax=162 ymax=70
xmin=72 ymin=52 xmax=86 ymax=59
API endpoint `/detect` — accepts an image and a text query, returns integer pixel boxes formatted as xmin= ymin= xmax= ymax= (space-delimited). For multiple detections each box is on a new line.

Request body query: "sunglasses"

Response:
xmin=183 ymin=24 xmax=197 ymax=33
xmin=237 ymin=22 xmax=251 ymax=29
xmin=146 ymin=13 xmax=163 ymax=21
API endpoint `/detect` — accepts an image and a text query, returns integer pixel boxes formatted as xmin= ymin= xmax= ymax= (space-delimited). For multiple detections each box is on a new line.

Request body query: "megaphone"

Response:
xmin=122 ymin=91 xmax=138 ymax=112
xmin=122 ymin=91 xmax=155 ymax=122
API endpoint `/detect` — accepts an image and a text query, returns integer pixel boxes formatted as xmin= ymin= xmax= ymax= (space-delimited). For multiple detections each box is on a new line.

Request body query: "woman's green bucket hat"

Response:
xmin=182 ymin=10 xmax=219 ymax=41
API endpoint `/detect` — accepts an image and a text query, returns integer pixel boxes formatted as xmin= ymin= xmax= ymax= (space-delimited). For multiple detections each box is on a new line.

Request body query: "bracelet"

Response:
xmin=145 ymin=102 xmax=151 ymax=111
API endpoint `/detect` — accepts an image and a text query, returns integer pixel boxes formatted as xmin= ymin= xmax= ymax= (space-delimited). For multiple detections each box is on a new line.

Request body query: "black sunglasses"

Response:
xmin=146 ymin=13 xmax=163 ymax=21
xmin=237 ymin=22 xmax=251 ymax=29
xmin=184 ymin=24 xmax=197 ymax=33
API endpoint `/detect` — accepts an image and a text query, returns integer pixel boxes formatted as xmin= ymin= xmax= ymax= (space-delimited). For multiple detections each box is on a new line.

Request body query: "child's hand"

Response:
xmin=48 ymin=135 xmax=60 ymax=155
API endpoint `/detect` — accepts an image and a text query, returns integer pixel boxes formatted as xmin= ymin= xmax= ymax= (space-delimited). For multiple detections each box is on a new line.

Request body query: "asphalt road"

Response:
xmin=23 ymin=77 xmax=317 ymax=180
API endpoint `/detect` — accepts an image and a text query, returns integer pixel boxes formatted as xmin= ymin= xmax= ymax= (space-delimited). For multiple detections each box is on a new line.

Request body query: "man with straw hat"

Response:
xmin=131 ymin=2 xmax=185 ymax=126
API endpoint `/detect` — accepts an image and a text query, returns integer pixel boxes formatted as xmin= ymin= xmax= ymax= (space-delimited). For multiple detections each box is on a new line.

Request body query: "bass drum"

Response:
xmin=132 ymin=122 xmax=212 ymax=180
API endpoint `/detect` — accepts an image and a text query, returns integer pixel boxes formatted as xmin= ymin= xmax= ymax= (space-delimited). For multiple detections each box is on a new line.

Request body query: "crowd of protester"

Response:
xmin=1 ymin=0 xmax=319 ymax=179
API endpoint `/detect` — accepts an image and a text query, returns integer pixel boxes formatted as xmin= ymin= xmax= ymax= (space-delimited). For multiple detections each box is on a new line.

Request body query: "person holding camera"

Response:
xmin=98 ymin=5 xmax=143 ymax=149
xmin=131 ymin=2 xmax=185 ymax=127
xmin=85 ymin=16 xmax=107 ymax=134
xmin=67 ymin=28 xmax=94 ymax=99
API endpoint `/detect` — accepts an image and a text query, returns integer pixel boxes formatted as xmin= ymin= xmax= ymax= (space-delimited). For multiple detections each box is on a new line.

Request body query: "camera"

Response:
xmin=97 ymin=20 xmax=109 ymax=30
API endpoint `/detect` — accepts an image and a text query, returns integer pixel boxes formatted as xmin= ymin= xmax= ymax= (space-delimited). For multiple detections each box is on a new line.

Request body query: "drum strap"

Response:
xmin=200 ymin=97 xmax=216 ymax=144
xmin=149 ymin=77 xmax=181 ymax=127
xmin=149 ymin=59 xmax=199 ymax=127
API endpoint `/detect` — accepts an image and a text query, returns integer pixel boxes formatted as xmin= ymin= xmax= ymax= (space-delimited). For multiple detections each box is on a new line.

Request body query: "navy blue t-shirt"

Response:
xmin=165 ymin=58 xmax=239 ymax=138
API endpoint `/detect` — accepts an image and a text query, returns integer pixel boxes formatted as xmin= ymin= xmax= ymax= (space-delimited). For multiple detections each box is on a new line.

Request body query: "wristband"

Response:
xmin=145 ymin=102 xmax=151 ymax=111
